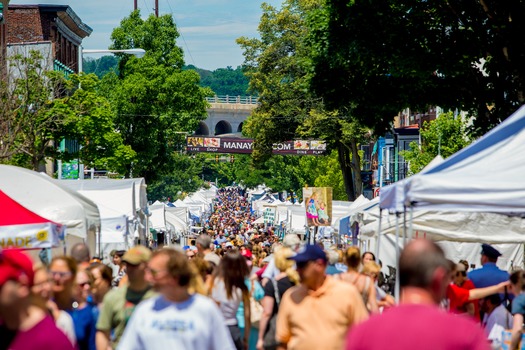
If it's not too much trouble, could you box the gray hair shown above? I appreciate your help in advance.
[196,234,212,249]
[326,249,339,265]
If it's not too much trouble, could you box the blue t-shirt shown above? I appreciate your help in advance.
[512,294,525,315]
[468,263,509,288]
[67,303,97,350]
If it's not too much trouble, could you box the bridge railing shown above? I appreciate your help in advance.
[206,95,258,105]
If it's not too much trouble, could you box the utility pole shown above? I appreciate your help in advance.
[155,0,159,17]
[134,0,137,10]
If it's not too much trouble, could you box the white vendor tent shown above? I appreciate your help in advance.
[374,105,525,297]
[0,165,100,255]
[362,235,523,277]
[149,201,167,230]
[165,207,189,235]
[360,209,525,244]
[57,178,148,260]
[382,105,525,214]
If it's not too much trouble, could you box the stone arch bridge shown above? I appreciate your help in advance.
[195,96,257,136]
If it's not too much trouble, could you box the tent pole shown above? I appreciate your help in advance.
[408,206,414,241]
[97,228,101,258]
[395,214,400,303]
[375,209,383,259]
[403,208,407,247]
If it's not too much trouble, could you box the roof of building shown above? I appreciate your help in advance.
[8,4,92,38]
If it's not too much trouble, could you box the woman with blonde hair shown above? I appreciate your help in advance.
[362,261,395,309]
[256,247,299,350]
[339,247,378,313]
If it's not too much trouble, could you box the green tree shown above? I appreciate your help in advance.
[53,73,136,175]
[237,0,368,200]
[400,112,472,175]
[147,152,204,201]
[105,10,213,183]
[308,0,525,136]
[0,50,67,170]
[82,56,120,78]
[197,66,250,96]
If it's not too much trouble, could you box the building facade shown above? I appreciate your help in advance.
[6,4,91,74]
[361,107,440,198]
[4,4,91,175]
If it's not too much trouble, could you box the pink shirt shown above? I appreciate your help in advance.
[346,304,490,350]
[8,315,74,350]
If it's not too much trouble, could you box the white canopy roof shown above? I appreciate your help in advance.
[57,178,148,219]
[360,209,525,243]
[394,105,525,213]
[165,207,189,234]
[0,165,100,239]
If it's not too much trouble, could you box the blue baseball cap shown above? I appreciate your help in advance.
[287,244,327,263]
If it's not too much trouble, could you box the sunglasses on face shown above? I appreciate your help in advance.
[295,260,311,269]
[50,271,72,279]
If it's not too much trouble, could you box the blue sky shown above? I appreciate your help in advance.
[9,0,283,70]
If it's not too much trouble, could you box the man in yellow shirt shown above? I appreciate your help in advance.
[276,244,369,350]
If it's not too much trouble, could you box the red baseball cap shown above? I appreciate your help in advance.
[241,249,253,259]
[0,249,35,287]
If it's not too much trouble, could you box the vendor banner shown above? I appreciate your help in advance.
[186,137,326,155]
[303,187,333,227]
[263,206,276,225]
[0,222,63,249]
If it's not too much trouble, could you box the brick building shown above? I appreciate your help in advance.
[5,4,91,73]
[0,1,8,71]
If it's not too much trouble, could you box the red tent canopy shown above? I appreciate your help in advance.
[0,190,55,225]
[0,190,62,249]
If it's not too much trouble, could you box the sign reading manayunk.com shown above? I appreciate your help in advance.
[186,137,326,155]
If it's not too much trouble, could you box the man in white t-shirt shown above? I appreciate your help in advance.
[117,248,234,350]
[481,294,512,349]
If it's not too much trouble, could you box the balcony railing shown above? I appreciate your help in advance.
[206,95,258,105]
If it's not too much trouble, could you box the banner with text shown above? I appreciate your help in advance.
[0,222,63,249]
[186,137,326,155]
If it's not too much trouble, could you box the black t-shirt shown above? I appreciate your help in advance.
[263,276,294,316]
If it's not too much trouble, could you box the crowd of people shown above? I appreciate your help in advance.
[1,186,525,349]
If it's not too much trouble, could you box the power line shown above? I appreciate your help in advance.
[164,0,196,67]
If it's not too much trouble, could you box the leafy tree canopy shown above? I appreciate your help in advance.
[400,111,472,175]
[237,0,369,200]
[308,0,525,136]
[82,55,120,78]
[103,10,213,183]
[0,50,67,169]
[186,65,250,96]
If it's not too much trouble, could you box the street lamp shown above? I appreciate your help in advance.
[78,48,146,73]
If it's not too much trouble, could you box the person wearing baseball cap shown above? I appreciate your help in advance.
[468,243,509,289]
[96,246,156,349]
[0,249,74,350]
[275,244,368,350]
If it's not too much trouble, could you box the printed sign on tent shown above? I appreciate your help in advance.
[0,223,62,249]
[303,187,333,227]
[263,206,276,225]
